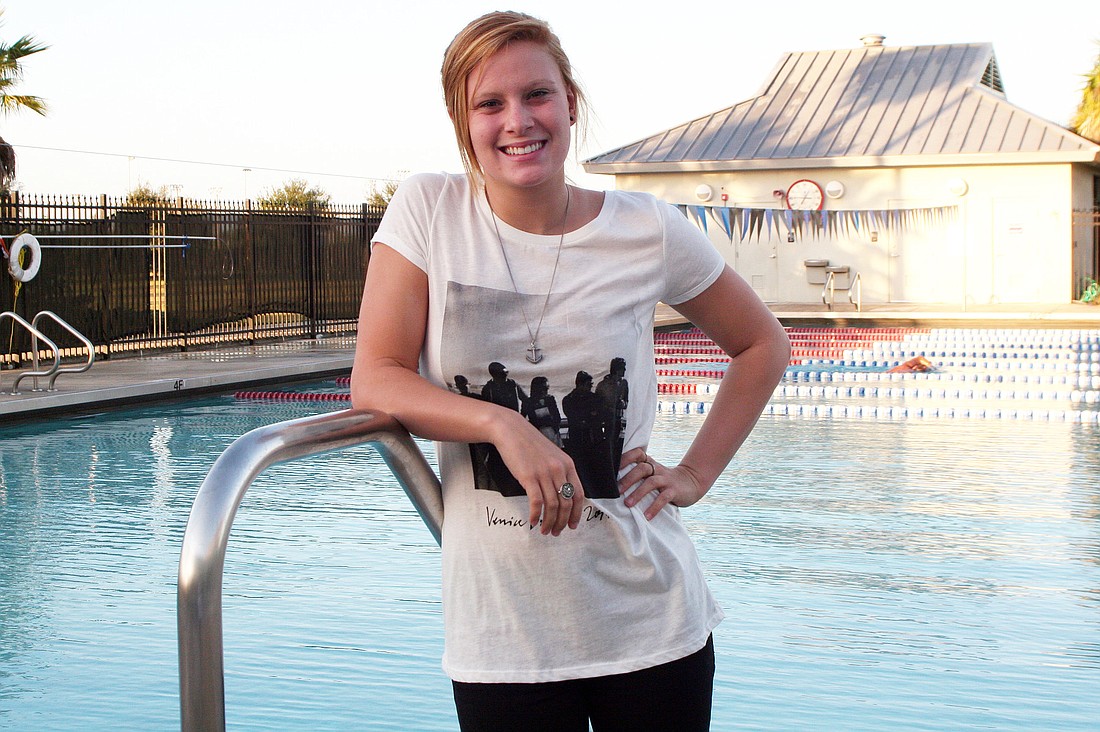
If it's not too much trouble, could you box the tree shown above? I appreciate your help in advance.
[1071,42,1100,143]
[257,178,331,209]
[0,9,49,192]
[366,179,400,211]
[124,181,173,207]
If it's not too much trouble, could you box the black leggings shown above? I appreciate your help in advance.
[451,636,715,732]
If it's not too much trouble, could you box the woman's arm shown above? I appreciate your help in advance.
[620,266,791,519]
[351,244,584,535]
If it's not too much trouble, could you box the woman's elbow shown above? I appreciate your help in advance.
[737,321,790,384]
[349,375,377,413]
[774,326,793,366]
[349,361,400,413]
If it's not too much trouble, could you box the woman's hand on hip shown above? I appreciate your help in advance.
[619,446,707,521]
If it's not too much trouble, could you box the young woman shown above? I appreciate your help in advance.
[351,11,791,731]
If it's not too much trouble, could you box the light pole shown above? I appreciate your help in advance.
[242,168,251,200]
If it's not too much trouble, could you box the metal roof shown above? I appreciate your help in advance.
[583,42,1100,173]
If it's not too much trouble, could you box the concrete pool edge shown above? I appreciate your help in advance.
[1,344,355,422]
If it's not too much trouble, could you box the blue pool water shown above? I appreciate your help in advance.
[2,385,1099,730]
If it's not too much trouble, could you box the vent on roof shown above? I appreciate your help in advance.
[860,34,885,47]
[981,56,1005,94]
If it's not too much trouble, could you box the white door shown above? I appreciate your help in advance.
[991,199,1044,303]
[736,233,779,302]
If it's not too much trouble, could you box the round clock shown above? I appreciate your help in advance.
[785,179,824,211]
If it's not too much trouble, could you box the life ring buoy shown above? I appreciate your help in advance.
[7,232,42,283]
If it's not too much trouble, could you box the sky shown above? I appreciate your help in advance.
[2,0,1098,203]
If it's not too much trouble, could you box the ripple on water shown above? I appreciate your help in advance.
[1,393,1098,729]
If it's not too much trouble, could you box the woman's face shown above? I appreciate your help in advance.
[465,40,574,196]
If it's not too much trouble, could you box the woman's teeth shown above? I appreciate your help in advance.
[503,142,544,156]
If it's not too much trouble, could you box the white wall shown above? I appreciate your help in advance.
[615,163,1078,305]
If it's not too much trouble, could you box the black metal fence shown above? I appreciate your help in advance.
[1073,209,1100,299]
[1,192,383,366]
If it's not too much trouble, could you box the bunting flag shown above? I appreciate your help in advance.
[679,204,959,242]
[689,205,708,233]
[710,206,732,240]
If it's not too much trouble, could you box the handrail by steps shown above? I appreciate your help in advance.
[1,311,60,395]
[30,310,96,391]
[821,270,861,312]
[848,272,863,312]
[822,271,838,310]
[177,409,443,732]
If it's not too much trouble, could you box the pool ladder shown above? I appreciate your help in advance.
[821,270,862,312]
[1,310,95,394]
[176,409,443,732]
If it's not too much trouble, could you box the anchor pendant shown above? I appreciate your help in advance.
[526,343,543,365]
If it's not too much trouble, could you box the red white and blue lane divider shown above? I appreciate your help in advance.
[760,403,1100,422]
[244,324,1100,421]
[236,389,1100,422]
[235,391,350,402]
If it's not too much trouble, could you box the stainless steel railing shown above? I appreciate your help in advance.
[1,311,59,395]
[177,409,443,731]
[848,272,863,312]
[820,268,861,312]
[1,310,95,394]
[821,270,838,310]
[31,310,96,390]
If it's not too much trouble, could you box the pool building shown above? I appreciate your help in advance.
[584,34,1100,308]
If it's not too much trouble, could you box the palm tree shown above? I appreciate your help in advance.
[0,9,49,191]
[1071,43,1100,143]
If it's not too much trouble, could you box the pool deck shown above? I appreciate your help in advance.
[3,302,1099,422]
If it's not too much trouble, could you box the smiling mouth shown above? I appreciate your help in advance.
[502,142,545,156]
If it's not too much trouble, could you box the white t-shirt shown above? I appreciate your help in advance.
[372,172,726,683]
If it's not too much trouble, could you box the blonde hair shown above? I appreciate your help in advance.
[441,11,587,184]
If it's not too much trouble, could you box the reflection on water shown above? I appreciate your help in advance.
[2,395,1099,730]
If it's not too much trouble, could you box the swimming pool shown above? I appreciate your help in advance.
[2,381,1099,729]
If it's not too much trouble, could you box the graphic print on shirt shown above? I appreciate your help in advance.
[442,281,627,499]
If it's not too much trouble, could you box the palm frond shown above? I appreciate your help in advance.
[1070,45,1100,142]
[0,19,49,119]
[0,94,46,116]
[0,35,50,75]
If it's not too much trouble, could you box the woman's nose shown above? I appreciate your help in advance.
[504,101,533,133]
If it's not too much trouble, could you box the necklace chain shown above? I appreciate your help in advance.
[489,187,571,365]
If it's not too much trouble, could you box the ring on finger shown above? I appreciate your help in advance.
[558,482,575,500]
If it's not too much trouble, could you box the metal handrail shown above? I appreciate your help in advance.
[821,270,861,312]
[177,409,443,732]
[821,271,837,310]
[30,310,96,390]
[848,272,863,312]
[1,311,60,395]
